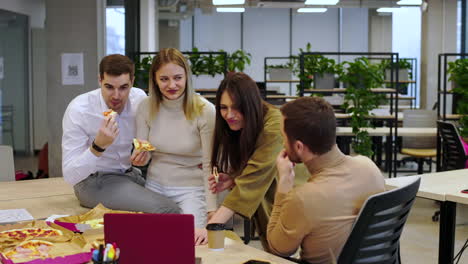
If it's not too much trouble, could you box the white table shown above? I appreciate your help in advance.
[385,169,468,264]
[196,237,295,264]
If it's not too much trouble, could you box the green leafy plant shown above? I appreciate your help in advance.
[226,49,252,72]
[134,55,153,91]
[447,58,468,137]
[296,43,343,93]
[339,57,387,157]
[189,47,226,77]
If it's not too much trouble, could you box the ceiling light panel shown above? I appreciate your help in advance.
[297,8,327,13]
[213,0,245,5]
[216,7,245,12]
[397,0,422,5]
[304,0,338,5]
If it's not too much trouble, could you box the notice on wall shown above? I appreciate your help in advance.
[0,57,4,80]
[61,53,84,85]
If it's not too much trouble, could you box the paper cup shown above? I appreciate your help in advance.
[206,223,225,251]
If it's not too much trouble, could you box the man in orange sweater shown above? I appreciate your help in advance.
[267,97,385,264]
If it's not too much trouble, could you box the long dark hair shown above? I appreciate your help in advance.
[211,72,268,174]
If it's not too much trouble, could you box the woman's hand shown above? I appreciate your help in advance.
[208,172,235,194]
[130,150,150,166]
[195,228,208,246]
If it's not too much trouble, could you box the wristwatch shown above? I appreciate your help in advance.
[92,140,106,152]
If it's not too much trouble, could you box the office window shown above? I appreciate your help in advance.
[106,1,125,55]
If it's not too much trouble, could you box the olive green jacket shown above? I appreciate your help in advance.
[222,105,309,249]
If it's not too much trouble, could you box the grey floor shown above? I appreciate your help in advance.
[13,154,468,264]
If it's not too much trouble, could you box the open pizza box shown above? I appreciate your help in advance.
[48,203,135,233]
[0,221,92,264]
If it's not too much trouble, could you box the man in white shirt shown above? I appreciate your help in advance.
[62,54,180,214]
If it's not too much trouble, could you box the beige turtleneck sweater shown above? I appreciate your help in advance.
[135,95,217,210]
[267,145,385,264]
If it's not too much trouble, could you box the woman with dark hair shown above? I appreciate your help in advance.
[200,72,308,249]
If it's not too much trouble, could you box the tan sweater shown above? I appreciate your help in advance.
[267,146,385,264]
[135,95,216,209]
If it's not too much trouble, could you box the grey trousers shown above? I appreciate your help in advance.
[73,168,181,214]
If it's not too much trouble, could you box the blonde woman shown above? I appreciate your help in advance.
[131,48,216,244]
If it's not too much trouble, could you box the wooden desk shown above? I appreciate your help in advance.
[0,178,74,200]
[385,169,468,264]
[196,237,295,264]
[0,178,87,219]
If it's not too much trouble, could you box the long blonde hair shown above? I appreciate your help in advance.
[148,48,204,120]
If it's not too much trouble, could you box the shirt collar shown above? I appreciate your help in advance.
[303,145,346,176]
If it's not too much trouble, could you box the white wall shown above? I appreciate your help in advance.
[369,11,392,53]
[141,0,157,52]
[244,8,290,82]
[393,7,421,107]
[46,0,101,177]
[292,9,340,53]
[421,0,457,110]
[0,0,45,28]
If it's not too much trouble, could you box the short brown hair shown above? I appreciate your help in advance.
[280,97,336,155]
[99,54,135,79]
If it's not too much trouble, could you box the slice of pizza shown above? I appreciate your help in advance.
[4,240,53,260]
[103,109,117,118]
[0,228,63,241]
[81,218,104,229]
[133,138,156,151]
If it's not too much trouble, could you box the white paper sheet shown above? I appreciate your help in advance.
[0,209,34,223]
[61,53,84,85]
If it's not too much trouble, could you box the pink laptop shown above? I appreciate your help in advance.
[104,213,195,264]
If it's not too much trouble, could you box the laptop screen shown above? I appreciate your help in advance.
[104,213,195,264]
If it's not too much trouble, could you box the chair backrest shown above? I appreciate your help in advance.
[337,176,421,264]
[402,109,437,148]
[437,121,467,171]
[0,145,15,181]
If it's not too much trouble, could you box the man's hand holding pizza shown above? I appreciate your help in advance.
[90,110,119,157]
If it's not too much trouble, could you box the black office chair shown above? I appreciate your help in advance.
[432,121,468,221]
[337,176,420,264]
[437,121,468,171]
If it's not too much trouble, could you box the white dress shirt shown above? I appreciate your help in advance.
[62,88,147,186]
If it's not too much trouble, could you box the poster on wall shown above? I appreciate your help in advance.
[0,57,4,80]
[61,53,84,85]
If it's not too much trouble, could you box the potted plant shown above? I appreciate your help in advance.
[226,49,252,73]
[380,59,412,94]
[267,63,294,81]
[296,43,342,92]
[339,57,386,157]
[189,47,226,77]
[447,58,468,138]
[310,56,342,89]
[134,55,153,92]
